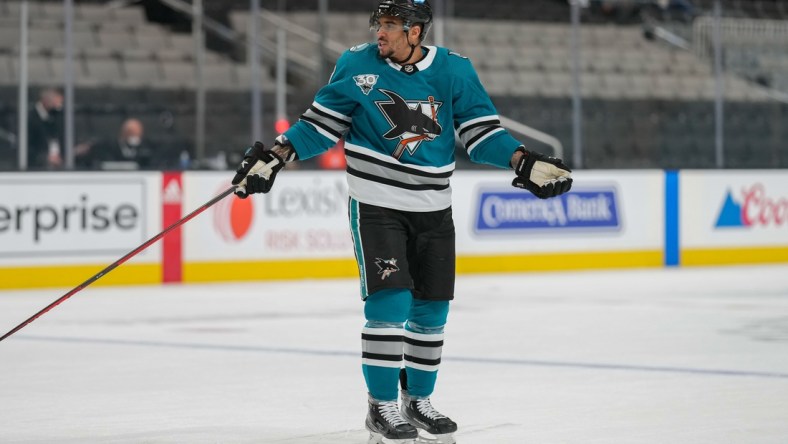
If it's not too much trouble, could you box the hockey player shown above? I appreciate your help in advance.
[231,1,572,442]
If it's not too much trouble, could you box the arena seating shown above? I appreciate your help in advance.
[0,0,785,170]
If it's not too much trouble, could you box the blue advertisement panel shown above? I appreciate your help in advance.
[474,188,621,233]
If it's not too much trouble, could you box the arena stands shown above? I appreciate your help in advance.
[0,0,785,170]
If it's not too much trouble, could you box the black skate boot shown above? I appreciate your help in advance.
[365,396,418,444]
[400,392,458,444]
[399,370,457,444]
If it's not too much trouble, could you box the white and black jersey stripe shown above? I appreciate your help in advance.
[345,142,454,212]
[298,102,351,143]
[457,115,505,156]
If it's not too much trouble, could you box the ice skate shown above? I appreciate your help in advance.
[400,391,457,444]
[365,396,418,444]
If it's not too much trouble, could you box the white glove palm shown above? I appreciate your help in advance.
[513,148,573,199]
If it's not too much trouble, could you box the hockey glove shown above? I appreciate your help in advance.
[231,141,285,198]
[512,147,573,199]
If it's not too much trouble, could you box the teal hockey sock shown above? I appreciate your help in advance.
[362,288,412,401]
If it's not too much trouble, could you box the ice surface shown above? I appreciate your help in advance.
[1,265,787,443]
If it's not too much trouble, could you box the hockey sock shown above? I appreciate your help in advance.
[404,299,449,398]
[362,288,413,401]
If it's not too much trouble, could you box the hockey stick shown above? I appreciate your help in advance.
[0,185,236,343]
[0,154,280,343]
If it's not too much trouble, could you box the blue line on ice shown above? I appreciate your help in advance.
[16,334,788,380]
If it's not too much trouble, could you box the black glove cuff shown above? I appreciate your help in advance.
[232,141,266,183]
[514,147,536,177]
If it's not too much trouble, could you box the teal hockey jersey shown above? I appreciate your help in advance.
[284,43,523,212]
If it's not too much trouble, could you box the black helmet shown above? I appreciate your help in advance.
[370,0,433,41]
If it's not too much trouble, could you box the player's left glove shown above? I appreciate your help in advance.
[231,141,285,198]
[512,147,573,199]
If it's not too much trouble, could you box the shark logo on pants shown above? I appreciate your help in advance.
[375,257,400,280]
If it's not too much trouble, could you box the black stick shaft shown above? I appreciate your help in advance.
[0,186,236,343]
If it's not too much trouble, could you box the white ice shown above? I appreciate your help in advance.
[1,265,788,444]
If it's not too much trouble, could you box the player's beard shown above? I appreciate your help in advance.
[377,40,395,59]
[378,34,409,60]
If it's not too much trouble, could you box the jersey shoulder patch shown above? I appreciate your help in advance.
[350,42,371,52]
[447,50,468,59]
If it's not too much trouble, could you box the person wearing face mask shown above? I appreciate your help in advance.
[89,118,154,170]
[27,88,65,170]
[230,1,572,443]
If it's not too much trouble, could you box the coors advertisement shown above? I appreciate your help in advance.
[682,170,788,248]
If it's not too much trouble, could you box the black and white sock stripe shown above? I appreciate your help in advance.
[362,327,404,369]
[403,329,444,372]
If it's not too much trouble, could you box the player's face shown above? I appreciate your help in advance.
[374,16,413,60]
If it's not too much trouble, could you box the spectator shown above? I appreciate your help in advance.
[27,88,64,170]
[0,126,16,171]
[88,118,155,170]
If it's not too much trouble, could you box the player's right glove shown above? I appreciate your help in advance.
[512,147,573,199]
[231,141,284,198]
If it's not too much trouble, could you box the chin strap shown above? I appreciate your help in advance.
[389,30,419,65]
[392,43,417,65]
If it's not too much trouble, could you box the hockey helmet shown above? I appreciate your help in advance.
[370,0,433,41]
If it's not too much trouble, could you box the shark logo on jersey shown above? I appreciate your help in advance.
[375,257,400,280]
[374,89,443,160]
[354,74,379,95]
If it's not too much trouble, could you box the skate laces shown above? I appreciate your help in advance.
[415,398,447,420]
[379,400,409,426]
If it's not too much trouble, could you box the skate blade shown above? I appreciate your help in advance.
[367,431,417,444]
[415,431,456,444]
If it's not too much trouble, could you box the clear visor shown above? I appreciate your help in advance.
[370,19,407,33]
